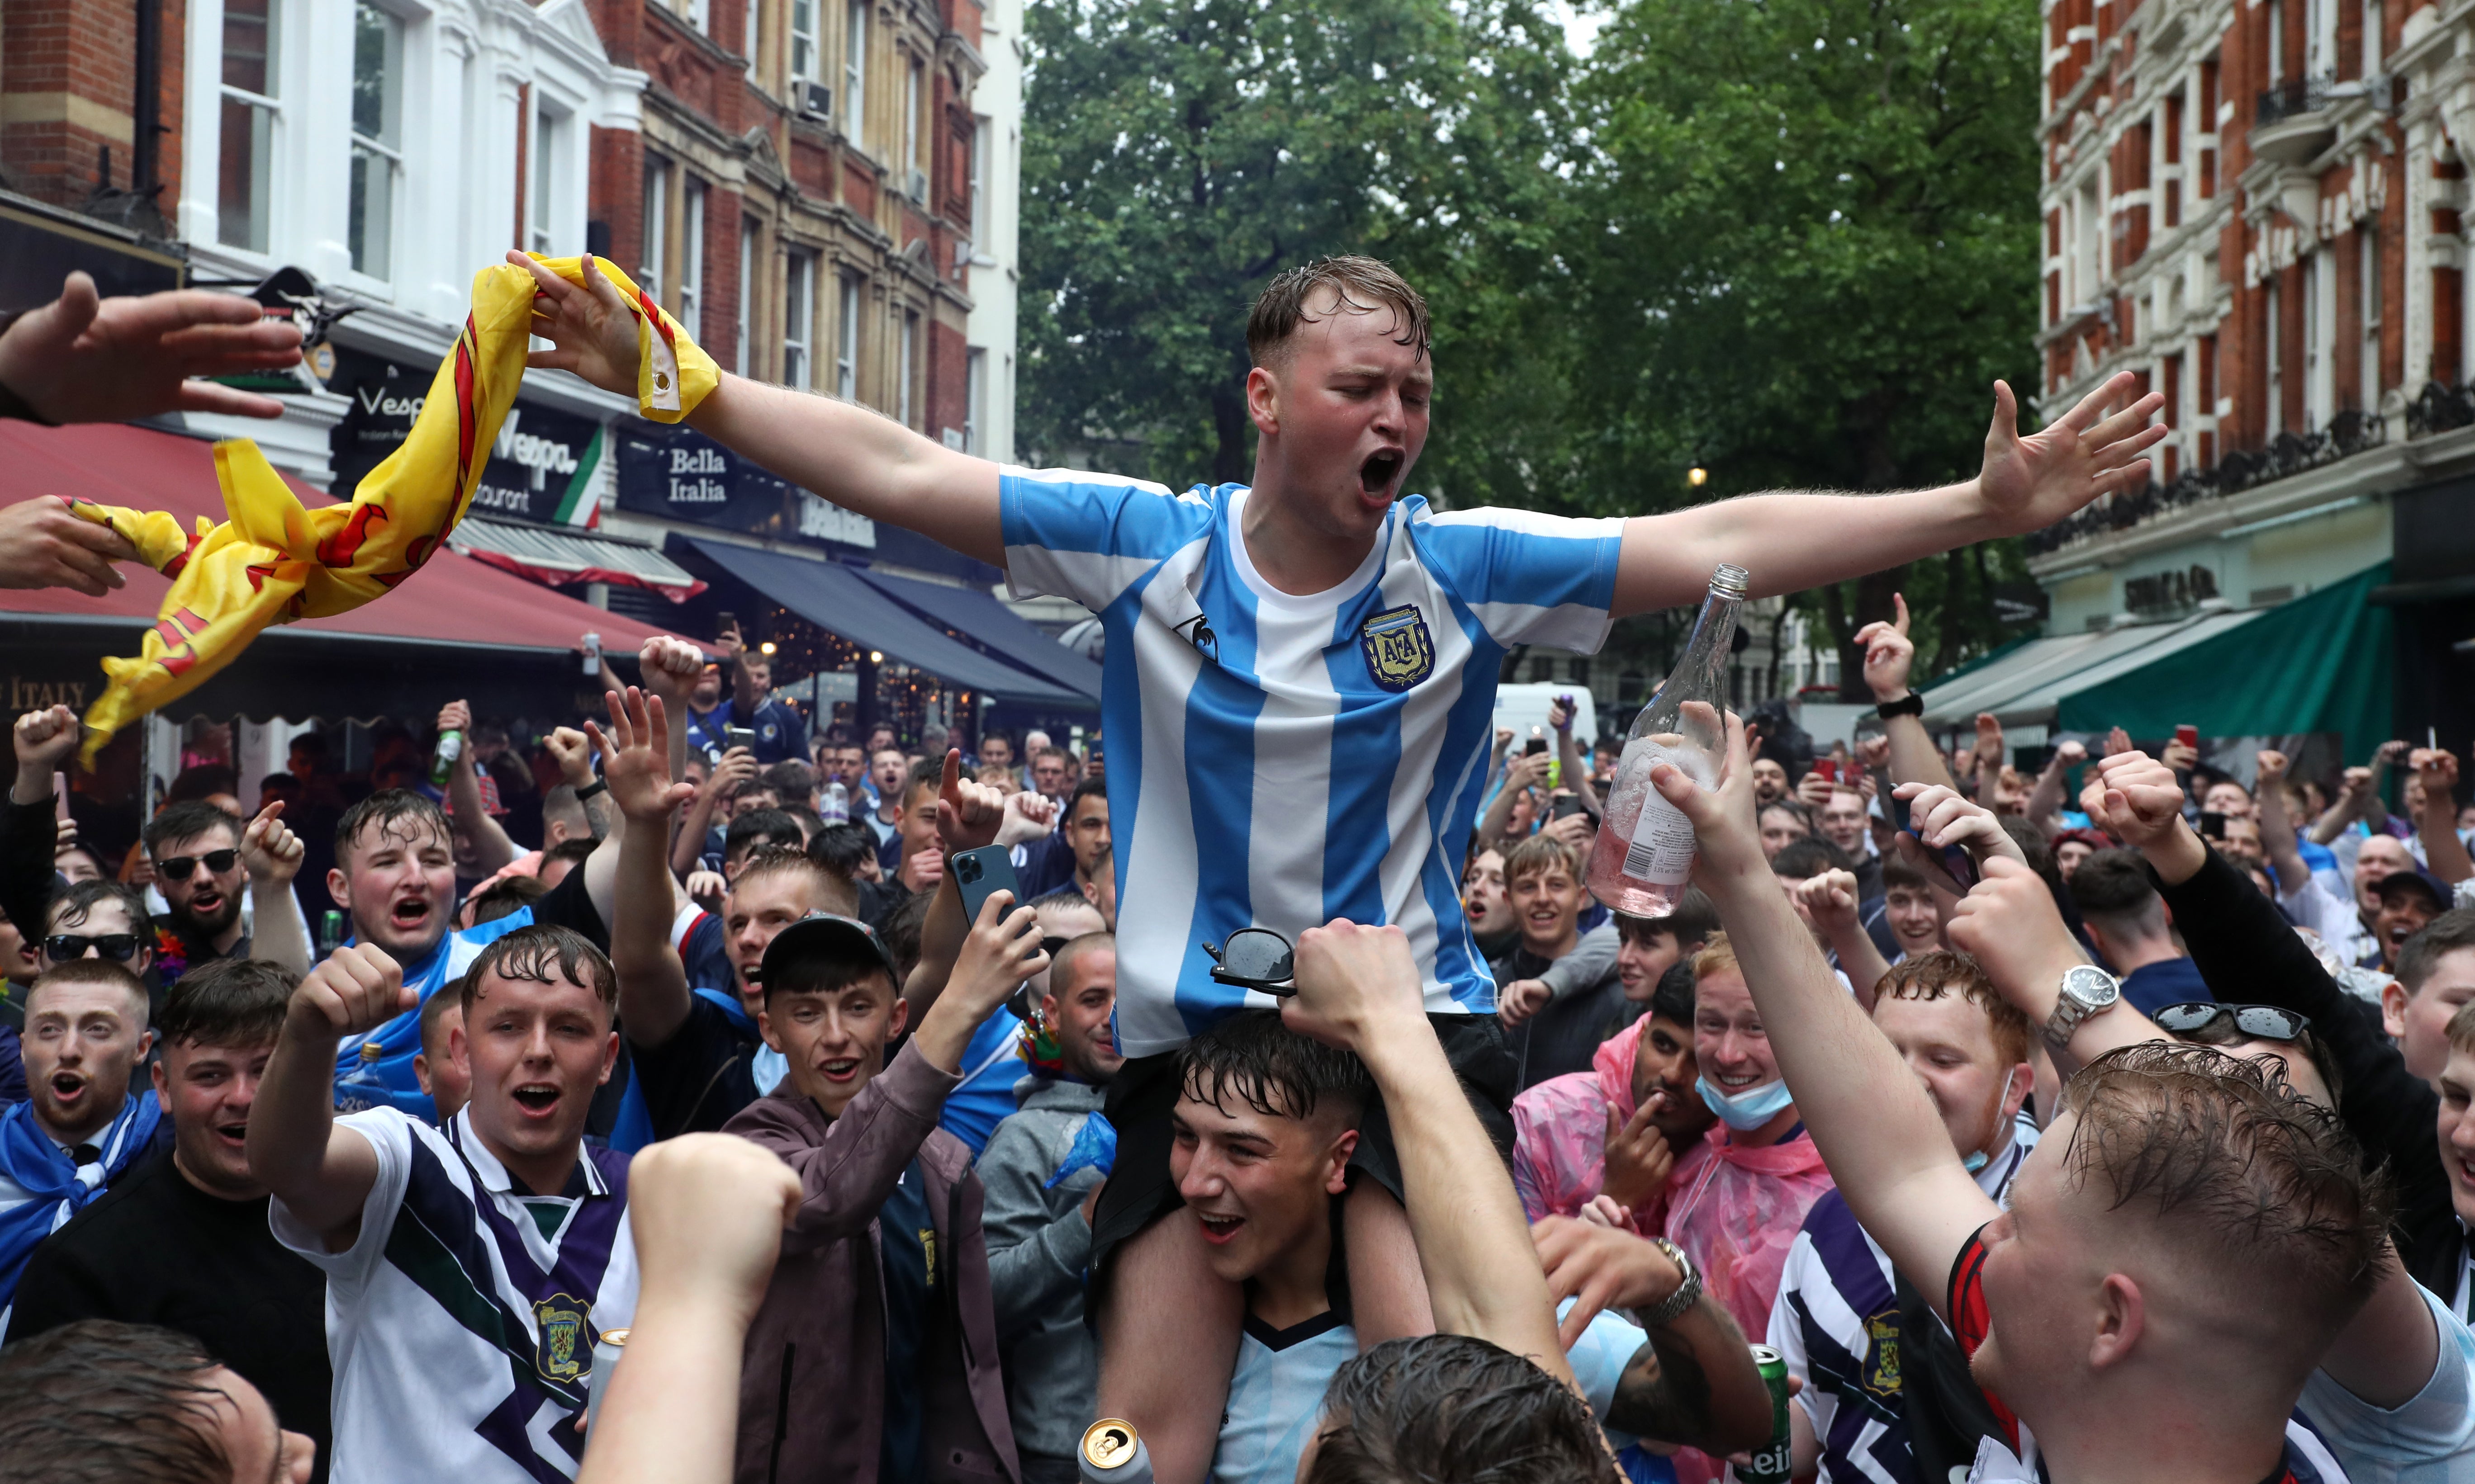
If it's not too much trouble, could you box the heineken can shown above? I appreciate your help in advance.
[1079,1418,1152,1483]
[1731,1344,1793,1484]
[583,1327,630,1434]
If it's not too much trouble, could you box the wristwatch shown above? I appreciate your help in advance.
[574,778,608,801]
[1875,691,1925,719]
[1639,1236,1702,1328]
[2044,964,2122,1048]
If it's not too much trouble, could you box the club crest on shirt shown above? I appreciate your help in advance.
[535,1294,592,1383]
[1358,605,1434,692]
[1863,1309,1901,1396]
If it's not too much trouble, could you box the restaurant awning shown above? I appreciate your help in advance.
[844,565,1105,701]
[0,421,710,720]
[449,516,706,603]
[681,538,1091,708]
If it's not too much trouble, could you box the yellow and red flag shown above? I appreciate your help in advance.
[67,255,715,766]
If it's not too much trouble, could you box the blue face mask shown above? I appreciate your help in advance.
[1694,1074,1794,1130]
[1963,1149,1990,1173]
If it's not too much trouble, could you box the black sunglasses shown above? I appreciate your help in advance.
[1204,927,1295,996]
[45,933,141,963]
[156,849,239,881]
[2153,1002,2312,1042]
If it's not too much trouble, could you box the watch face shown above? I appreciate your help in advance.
[2062,964,2120,1008]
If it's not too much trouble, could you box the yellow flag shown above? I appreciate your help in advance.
[69,255,718,766]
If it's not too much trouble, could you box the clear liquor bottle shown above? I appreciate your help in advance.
[1585,563,1748,914]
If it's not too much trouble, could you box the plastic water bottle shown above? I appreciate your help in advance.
[822,781,849,824]
[1585,563,1747,915]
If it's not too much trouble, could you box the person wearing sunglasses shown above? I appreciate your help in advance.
[142,802,249,973]
[41,880,155,988]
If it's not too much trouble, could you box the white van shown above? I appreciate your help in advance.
[1492,683,1602,751]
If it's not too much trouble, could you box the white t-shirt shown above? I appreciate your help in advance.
[271,1108,637,1484]
[1002,472,1626,1056]
[2296,1283,2475,1484]
[1209,1299,1647,1484]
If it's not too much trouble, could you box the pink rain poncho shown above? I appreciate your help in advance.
[1662,1113,1835,1484]
[1510,1017,1710,1238]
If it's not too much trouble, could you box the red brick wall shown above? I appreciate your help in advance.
[2,0,152,206]
[927,314,967,440]
[591,123,645,274]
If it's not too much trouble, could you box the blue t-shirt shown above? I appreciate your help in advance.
[686,695,810,766]
[938,1010,1026,1157]
[2119,955,2213,1016]
[1001,473,1624,1056]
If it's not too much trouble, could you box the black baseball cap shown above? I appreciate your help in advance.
[756,912,901,994]
[2375,871,2449,913]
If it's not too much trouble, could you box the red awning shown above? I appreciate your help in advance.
[0,420,705,655]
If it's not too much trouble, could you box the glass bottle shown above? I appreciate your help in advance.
[1585,563,1748,914]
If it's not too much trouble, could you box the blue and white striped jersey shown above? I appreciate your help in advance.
[1002,472,1626,1058]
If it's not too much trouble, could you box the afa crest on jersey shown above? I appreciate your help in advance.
[1359,605,1435,693]
[535,1294,591,1383]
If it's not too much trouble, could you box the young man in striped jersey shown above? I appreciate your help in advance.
[519,246,2167,1481]
[248,925,634,1484]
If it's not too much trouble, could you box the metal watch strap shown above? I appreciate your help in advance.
[1640,1236,1702,1327]
[2042,994,2086,1048]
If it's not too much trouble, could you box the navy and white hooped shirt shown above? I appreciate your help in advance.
[1001,472,1625,1058]
[272,1107,636,1484]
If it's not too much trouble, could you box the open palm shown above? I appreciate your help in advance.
[508,251,641,398]
[1977,371,2168,534]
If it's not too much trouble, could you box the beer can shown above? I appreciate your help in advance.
[581,632,602,676]
[1079,1418,1152,1483]
[583,1327,630,1434]
[1731,1344,1794,1484]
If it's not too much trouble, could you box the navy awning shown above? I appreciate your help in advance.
[845,565,1105,701]
[682,538,1089,707]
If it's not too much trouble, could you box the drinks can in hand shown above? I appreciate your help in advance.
[1731,1344,1794,1484]
[1079,1418,1152,1483]
[584,1327,629,1435]
[581,632,602,676]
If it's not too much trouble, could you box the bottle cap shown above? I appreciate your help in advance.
[358,1042,384,1063]
[1710,563,1750,598]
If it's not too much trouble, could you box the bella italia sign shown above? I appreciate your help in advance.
[616,421,875,550]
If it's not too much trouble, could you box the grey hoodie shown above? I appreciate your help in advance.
[975,1074,1108,1472]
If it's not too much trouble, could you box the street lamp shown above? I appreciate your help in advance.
[1687,466,1709,488]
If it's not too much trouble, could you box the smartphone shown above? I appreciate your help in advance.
[1905,822,1980,891]
[1551,793,1587,821]
[1814,758,1840,784]
[952,845,1025,931]
[2174,724,2199,751]
[717,610,736,636]
[2197,810,2228,841]
[725,725,759,752]
[1524,734,1549,757]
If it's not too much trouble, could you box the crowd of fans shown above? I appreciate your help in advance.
[1,258,2470,1484]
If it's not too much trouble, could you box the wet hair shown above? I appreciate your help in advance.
[1500,833,1579,889]
[1769,837,1853,880]
[2067,850,2167,937]
[1247,256,1432,371]
[29,957,152,1019]
[156,957,294,1049]
[467,874,550,925]
[1875,951,2033,1070]
[47,878,151,936]
[761,759,817,803]
[1178,1009,1370,1127]
[142,800,242,858]
[460,923,616,1015]
[2058,1042,2391,1343]
[1649,959,1698,1026]
[732,846,858,919]
[725,808,804,863]
[806,821,878,878]
[2395,908,2475,996]
[0,1319,239,1481]
[334,788,450,866]
[1612,889,1717,951]
[1303,1333,1607,1484]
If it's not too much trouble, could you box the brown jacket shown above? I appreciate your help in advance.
[724,1042,1019,1484]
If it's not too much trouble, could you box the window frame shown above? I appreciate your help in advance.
[679,176,708,339]
[216,0,284,255]
[346,0,406,283]
[844,0,868,145]
[836,272,861,400]
[784,248,817,391]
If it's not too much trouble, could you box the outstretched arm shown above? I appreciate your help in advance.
[1285,921,1577,1386]
[1654,707,1994,1321]
[515,252,1001,565]
[590,688,700,1049]
[2409,747,2475,885]
[1613,376,2163,615]
[2252,750,2316,894]
[438,699,521,874]
[0,271,303,424]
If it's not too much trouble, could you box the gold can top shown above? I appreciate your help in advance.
[1081,1418,1140,1470]
[598,1328,630,1347]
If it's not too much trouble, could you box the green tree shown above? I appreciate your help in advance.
[1016,0,1577,497]
[1562,0,2047,690]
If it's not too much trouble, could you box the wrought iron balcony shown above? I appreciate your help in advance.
[2024,411,2389,555]
[2256,77,2331,126]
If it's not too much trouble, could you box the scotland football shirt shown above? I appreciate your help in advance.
[1002,473,1624,1057]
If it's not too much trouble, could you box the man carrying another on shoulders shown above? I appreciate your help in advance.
[9,958,332,1479]
[247,926,637,1484]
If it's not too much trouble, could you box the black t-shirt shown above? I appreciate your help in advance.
[631,994,762,1139]
[7,1150,333,1483]
[878,1158,934,1484]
